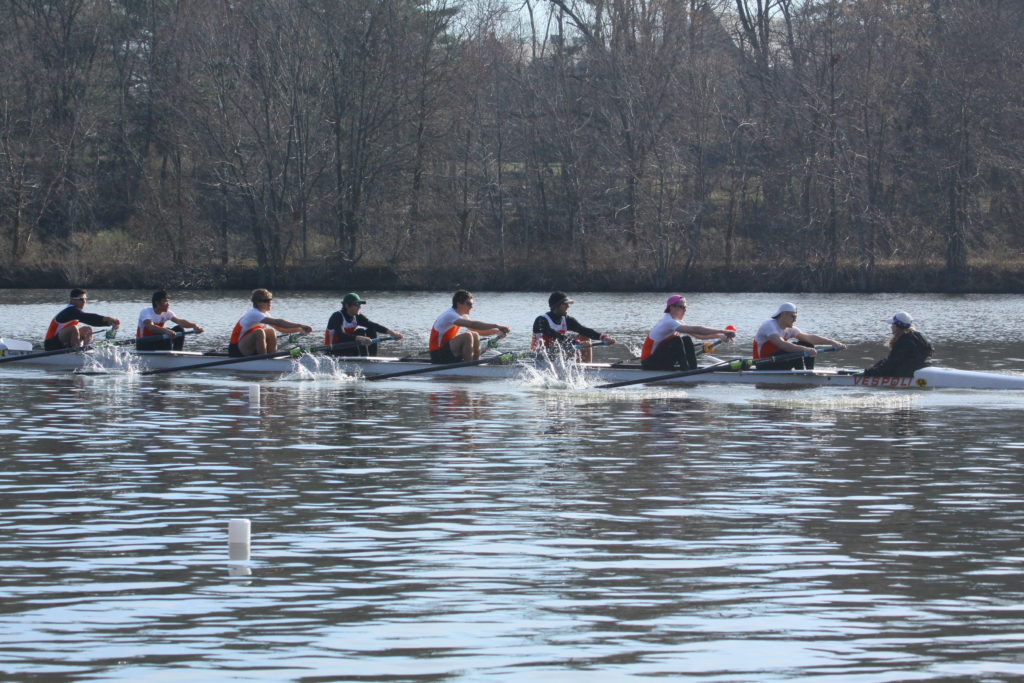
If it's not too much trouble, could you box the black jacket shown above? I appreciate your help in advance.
[863,330,933,377]
[326,311,390,344]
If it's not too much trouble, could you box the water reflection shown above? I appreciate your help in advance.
[3,358,1024,679]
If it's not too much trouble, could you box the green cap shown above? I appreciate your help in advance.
[342,293,366,305]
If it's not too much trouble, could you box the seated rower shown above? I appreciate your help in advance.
[753,302,846,370]
[228,288,312,357]
[136,290,204,351]
[532,291,614,362]
[325,292,404,356]
[641,295,734,371]
[861,311,932,377]
[44,288,121,351]
[429,290,510,364]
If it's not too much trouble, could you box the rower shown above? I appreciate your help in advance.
[753,302,846,370]
[325,292,404,357]
[532,291,614,362]
[228,289,312,357]
[640,295,734,371]
[136,290,204,351]
[44,288,121,351]
[861,311,932,377]
[429,290,510,364]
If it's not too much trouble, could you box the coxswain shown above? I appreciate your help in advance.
[640,295,734,371]
[325,292,404,356]
[44,288,121,351]
[228,289,312,357]
[752,302,846,370]
[429,290,510,364]
[136,290,204,351]
[532,291,614,362]
[861,311,933,377]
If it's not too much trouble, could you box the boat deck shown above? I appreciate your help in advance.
[3,347,1024,390]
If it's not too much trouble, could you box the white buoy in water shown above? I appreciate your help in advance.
[229,518,251,545]
[229,517,251,562]
[248,384,260,406]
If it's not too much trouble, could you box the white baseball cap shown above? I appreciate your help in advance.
[889,311,914,328]
[772,302,798,318]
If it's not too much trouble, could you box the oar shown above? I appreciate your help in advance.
[598,345,840,389]
[697,331,734,357]
[140,335,393,376]
[0,328,192,364]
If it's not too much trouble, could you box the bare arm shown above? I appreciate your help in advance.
[795,332,846,350]
[766,333,814,355]
[456,319,511,336]
[262,317,313,335]
[143,321,178,337]
[677,324,734,342]
[170,316,203,333]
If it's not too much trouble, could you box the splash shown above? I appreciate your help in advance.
[278,354,360,382]
[76,344,141,375]
[515,351,595,390]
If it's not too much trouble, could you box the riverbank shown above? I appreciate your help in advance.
[2,259,1023,294]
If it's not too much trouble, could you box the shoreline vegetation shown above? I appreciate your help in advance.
[1,2,1022,294]
[3,259,1023,294]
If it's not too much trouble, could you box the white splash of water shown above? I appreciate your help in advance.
[515,350,595,390]
[78,344,141,375]
[280,354,360,381]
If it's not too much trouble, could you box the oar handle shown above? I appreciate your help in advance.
[699,326,735,355]
[573,338,611,349]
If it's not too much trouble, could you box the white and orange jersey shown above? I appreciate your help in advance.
[752,318,802,359]
[45,305,80,342]
[230,308,268,345]
[531,313,568,350]
[325,310,360,345]
[136,307,176,338]
[640,313,684,361]
[429,307,464,352]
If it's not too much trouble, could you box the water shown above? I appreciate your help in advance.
[2,290,1024,680]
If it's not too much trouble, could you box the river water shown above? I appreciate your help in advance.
[2,289,1024,681]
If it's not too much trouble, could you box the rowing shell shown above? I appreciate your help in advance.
[2,346,1024,390]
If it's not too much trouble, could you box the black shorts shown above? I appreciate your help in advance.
[641,335,696,371]
[43,337,66,351]
[753,340,814,370]
[136,326,185,352]
[429,345,459,364]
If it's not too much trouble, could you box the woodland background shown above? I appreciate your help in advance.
[1,0,1023,292]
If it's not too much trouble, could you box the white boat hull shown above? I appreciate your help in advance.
[3,346,1024,390]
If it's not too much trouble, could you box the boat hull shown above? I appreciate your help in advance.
[3,347,1024,390]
